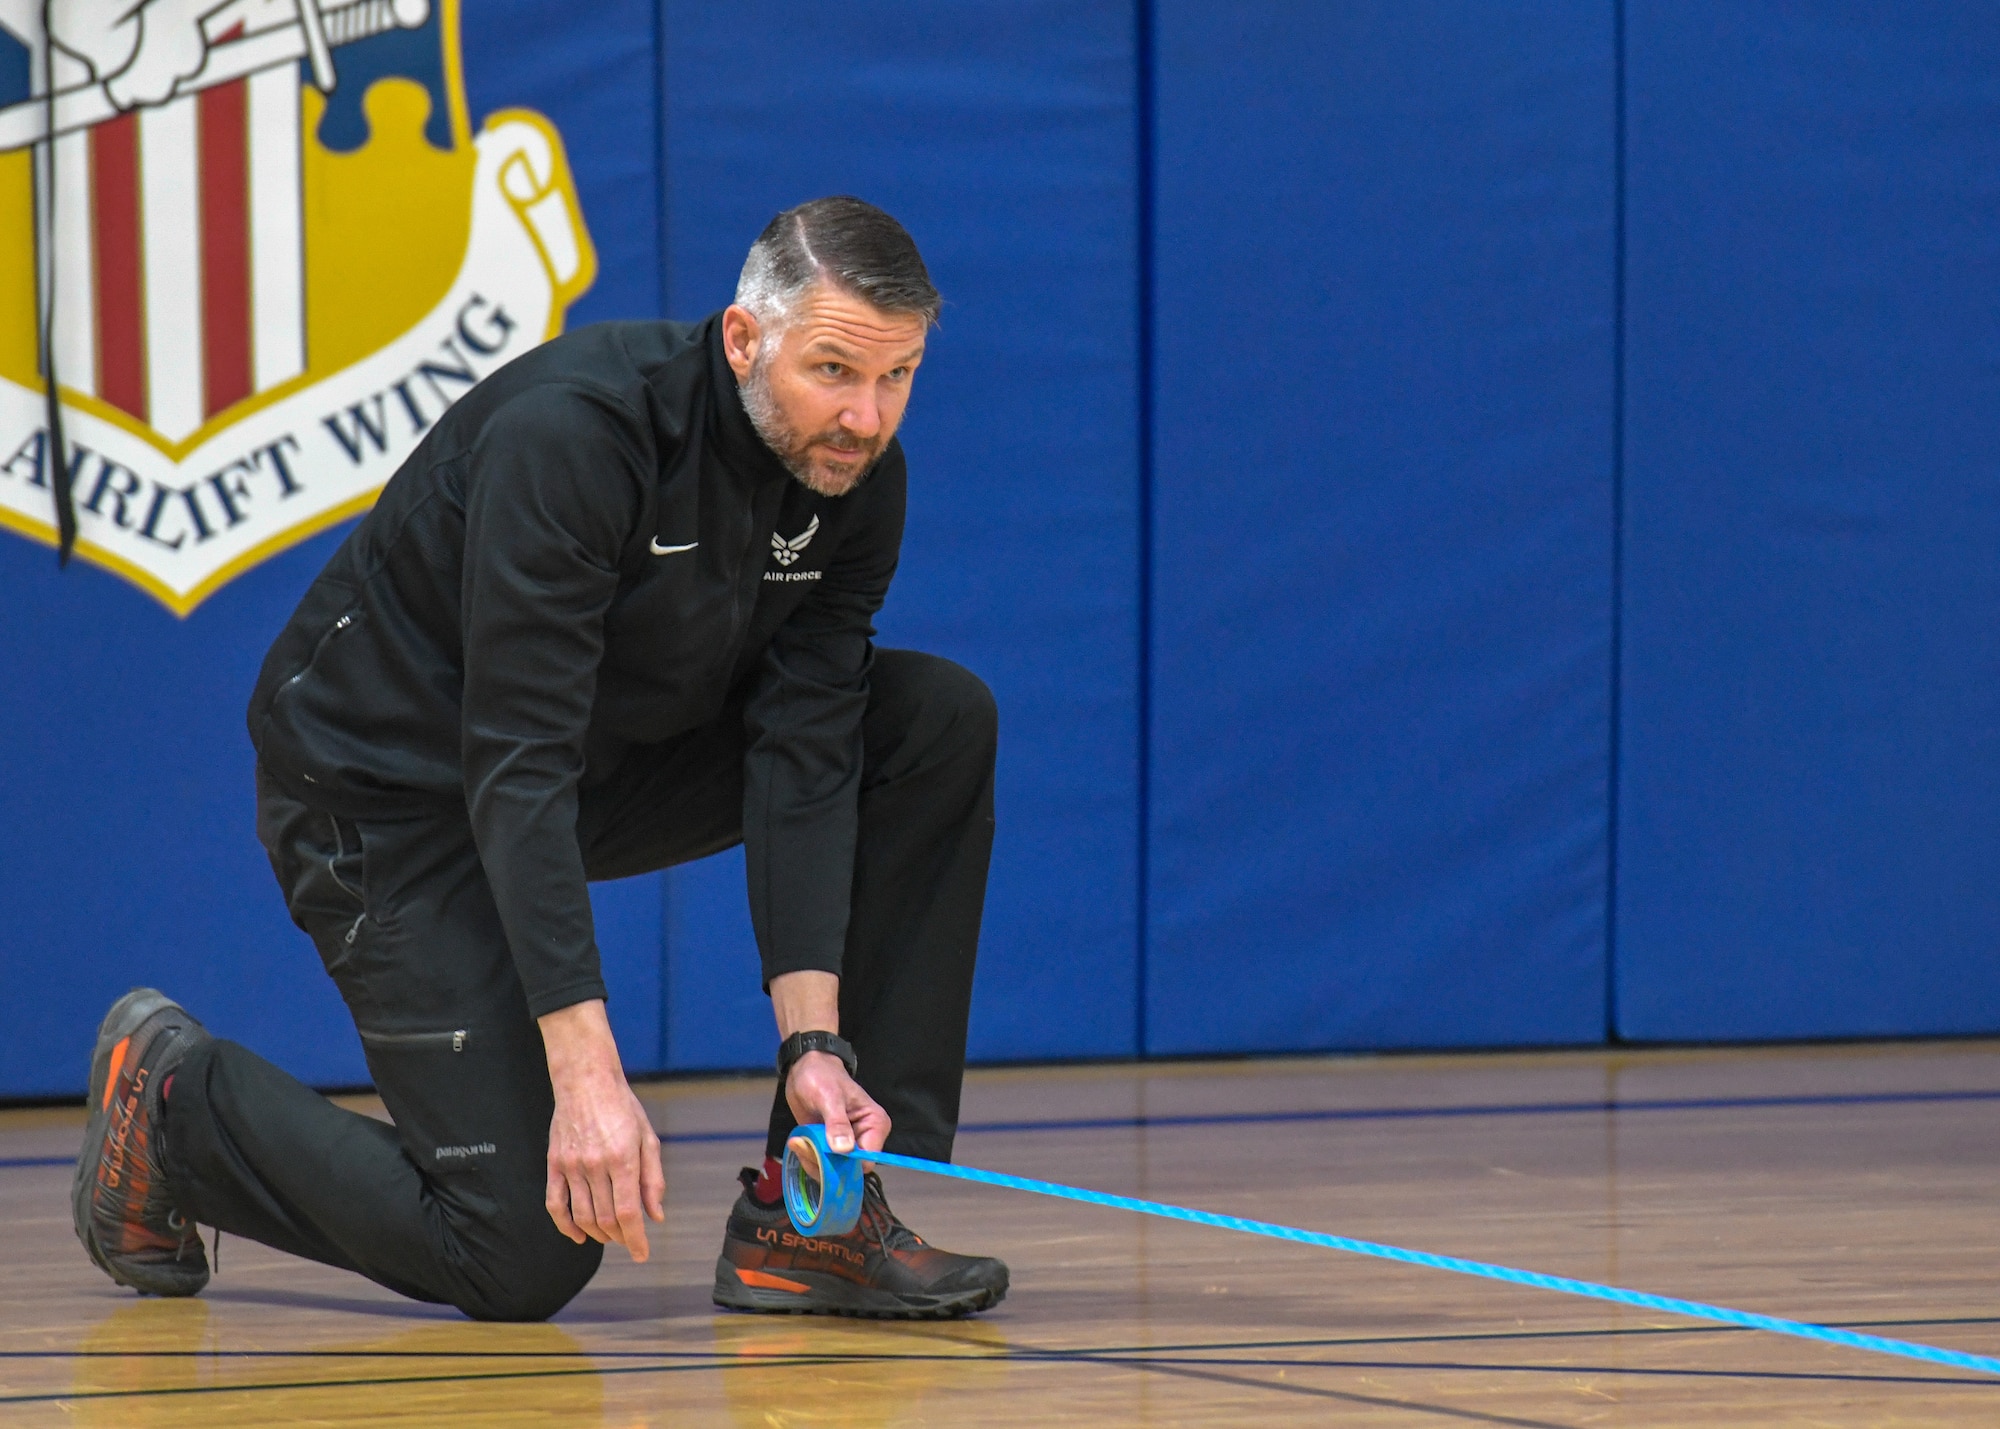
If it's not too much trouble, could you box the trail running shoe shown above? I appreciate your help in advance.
[713,1165,1009,1319]
[72,988,212,1297]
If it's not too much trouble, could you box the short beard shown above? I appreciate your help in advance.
[738,349,885,497]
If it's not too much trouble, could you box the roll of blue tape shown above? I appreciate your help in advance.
[782,1124,865,1236]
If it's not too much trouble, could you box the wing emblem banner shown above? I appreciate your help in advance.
[0,0,596,613]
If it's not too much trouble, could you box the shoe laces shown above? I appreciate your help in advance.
[152,1037,201,1263]
[164,1209,203,1262]
[858,1172,924,1254]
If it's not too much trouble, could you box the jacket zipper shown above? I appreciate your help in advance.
[274,610,360,788]
[283,611,357,696]
[326,816,363,899]
[358,1028,469,1052]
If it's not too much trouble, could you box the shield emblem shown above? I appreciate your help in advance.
[0,0,595,613]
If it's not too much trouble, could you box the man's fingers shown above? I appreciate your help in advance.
[844,1080,891,1153]
[584,1166,622,1246]
[546,1162,586,1244]
[641,1133,667,1223]
[822,1104,856,1155]
[854,1102,891,1154]
[611,1156,650,1262]
[567,1170,610,1244]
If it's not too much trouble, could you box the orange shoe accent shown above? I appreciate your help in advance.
[101,1038,131,1113]
[736,1267,810,1294]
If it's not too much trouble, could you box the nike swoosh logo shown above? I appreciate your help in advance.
[650,539,698,556]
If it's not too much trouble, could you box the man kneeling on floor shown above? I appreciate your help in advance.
[71,196,1008,1322]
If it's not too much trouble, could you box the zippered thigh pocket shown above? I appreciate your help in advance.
[359,1027,471,1054]
[355,1026,514,1178]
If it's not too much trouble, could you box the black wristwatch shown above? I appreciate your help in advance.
[777,1030,858,1081]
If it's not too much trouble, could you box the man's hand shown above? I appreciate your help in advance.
[539,999,665,1261]
[51,0,233,111]
[786,1050,891,1156]
[771,970,889,1155]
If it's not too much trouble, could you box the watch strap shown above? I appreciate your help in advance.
[777,1030,858,1080]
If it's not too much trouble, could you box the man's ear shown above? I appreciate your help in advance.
[721,305,762,382]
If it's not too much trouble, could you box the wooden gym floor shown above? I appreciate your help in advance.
[3,1041,1998,1425]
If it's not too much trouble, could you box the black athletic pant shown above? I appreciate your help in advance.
[161,650,996,1321]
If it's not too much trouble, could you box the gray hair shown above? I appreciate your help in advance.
[734,196,942,333]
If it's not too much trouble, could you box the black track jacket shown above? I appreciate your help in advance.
[248,315,905,1018]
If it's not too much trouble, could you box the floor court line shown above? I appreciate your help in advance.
[947,1086,2000,1137]
[7,1084,1999,1173]
[10,1344,1984,1409]
[14,1312,2000,1361]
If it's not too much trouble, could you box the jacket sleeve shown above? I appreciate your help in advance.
[458,383,648,1018]
[742,450,908,986]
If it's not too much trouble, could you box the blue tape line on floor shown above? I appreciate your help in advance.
[782,1126,2000,1380]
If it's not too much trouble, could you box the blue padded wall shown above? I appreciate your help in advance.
[1614,3,2000,1039]
[662,850,769,1072]
[0,0,668,1096]
[658,0,1143,1065]
[0,537,365,1096]
[462,0,660,331]
[1145,2,1618,1054]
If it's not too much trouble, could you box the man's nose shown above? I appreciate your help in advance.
[841,392,882,437]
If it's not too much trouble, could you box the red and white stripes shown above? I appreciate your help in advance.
[48,43,304,442]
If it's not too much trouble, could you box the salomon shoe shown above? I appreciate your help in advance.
[713,1166,1008,1319]
[72,988,212,1297]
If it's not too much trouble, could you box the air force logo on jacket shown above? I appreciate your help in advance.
[766,515,820,580]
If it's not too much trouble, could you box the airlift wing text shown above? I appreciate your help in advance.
[0,292,530,612]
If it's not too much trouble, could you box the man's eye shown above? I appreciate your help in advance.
[820,362,845,377]
[887,367,909,382]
